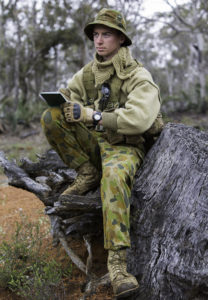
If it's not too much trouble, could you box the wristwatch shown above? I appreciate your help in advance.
[93,111,102,126]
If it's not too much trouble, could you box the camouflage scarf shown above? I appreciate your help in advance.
[92,47,135,87]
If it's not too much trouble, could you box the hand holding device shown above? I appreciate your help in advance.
[39,88,71,107]
[62,102,94,123]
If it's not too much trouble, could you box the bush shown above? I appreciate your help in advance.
[0,217,72,300]
[0,96,47,131]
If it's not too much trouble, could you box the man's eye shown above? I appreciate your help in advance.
[93,33,98,38]
[103,32,111,37]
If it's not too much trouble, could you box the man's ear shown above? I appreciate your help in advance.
[120,33,126,45]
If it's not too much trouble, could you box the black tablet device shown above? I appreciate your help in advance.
[39,92,69,107]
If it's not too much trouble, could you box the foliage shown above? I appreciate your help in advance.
[0,0,207,128]
[1,142,42,163]
[154,0,208,112]
[0,216,72,300]
[162,92,192,114]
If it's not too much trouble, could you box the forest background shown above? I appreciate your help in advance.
[0,0,208,132]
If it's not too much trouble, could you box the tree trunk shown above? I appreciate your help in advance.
[13,19,21,112]
[53,45,58,90]
[165,67,173,96]
[0,123,207,299]
[129,123,208,299]
[196,33,206,108]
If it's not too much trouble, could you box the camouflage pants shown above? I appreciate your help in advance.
[41,107,144,250]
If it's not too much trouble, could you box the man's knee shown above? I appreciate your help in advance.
[103,164,128,182]
[41,107,63,130]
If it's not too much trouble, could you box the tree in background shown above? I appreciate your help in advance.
[0,0,207,130]
[153,0,208,112]
[0,0,107,127]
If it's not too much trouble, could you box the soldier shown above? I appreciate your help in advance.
[41,8,161,299]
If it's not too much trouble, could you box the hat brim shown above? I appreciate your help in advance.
[84,21,132,47]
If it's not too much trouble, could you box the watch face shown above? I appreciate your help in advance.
[94,114,101,121]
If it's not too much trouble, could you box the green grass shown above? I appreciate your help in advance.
[1,141,48,163]
[0,167,4,175]
[0,216,72,300]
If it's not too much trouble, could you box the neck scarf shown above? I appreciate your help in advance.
[92,47,135,87]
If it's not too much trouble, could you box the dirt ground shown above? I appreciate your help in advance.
[0,178,113,300]
[0,121,114,299]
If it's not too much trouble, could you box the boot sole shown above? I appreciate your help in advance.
[115,285,139,299]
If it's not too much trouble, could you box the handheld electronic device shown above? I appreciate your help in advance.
[39,92,69,107]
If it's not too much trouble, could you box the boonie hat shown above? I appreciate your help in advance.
[84,8,132,46]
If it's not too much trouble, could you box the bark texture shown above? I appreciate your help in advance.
[0,123,207,299]
[129,123,208,300]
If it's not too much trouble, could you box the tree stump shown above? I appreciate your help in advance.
[0,122,207,299]
[129,123,208,299]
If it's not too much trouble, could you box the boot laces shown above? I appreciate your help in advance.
[72,172,97,186]
[111,264,127,281]
[110,251,128,281]
[73,174,85,185]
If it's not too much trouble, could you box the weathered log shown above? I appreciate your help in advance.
[0,152,51,198]
[129,123,208,299]
[0,122,208,299]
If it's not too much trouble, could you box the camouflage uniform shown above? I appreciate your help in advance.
[41,8,161,252]
[41,8,162,298]
[41,106,144,249]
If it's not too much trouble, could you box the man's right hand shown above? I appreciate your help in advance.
[62,102,94,123]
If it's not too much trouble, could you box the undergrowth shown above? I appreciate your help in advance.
[0,216,72,300]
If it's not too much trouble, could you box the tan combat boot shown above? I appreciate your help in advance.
[108,249,139,299]
[61,161,101,196]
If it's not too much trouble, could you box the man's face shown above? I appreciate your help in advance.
[93,25,125,61]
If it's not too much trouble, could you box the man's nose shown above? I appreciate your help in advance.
[96,34,103,43]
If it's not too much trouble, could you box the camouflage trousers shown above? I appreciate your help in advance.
[41,107,144,250]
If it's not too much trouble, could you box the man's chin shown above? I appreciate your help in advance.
[97,50,106,55]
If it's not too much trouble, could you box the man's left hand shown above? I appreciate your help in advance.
[62,102,93,123]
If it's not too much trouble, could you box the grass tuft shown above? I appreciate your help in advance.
[0,216,72,300]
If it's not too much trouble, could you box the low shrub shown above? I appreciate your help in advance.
[0,216,72,300]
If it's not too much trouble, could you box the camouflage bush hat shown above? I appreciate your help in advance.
[84,8,132,46]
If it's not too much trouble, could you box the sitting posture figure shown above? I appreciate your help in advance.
[41,8,161,299]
